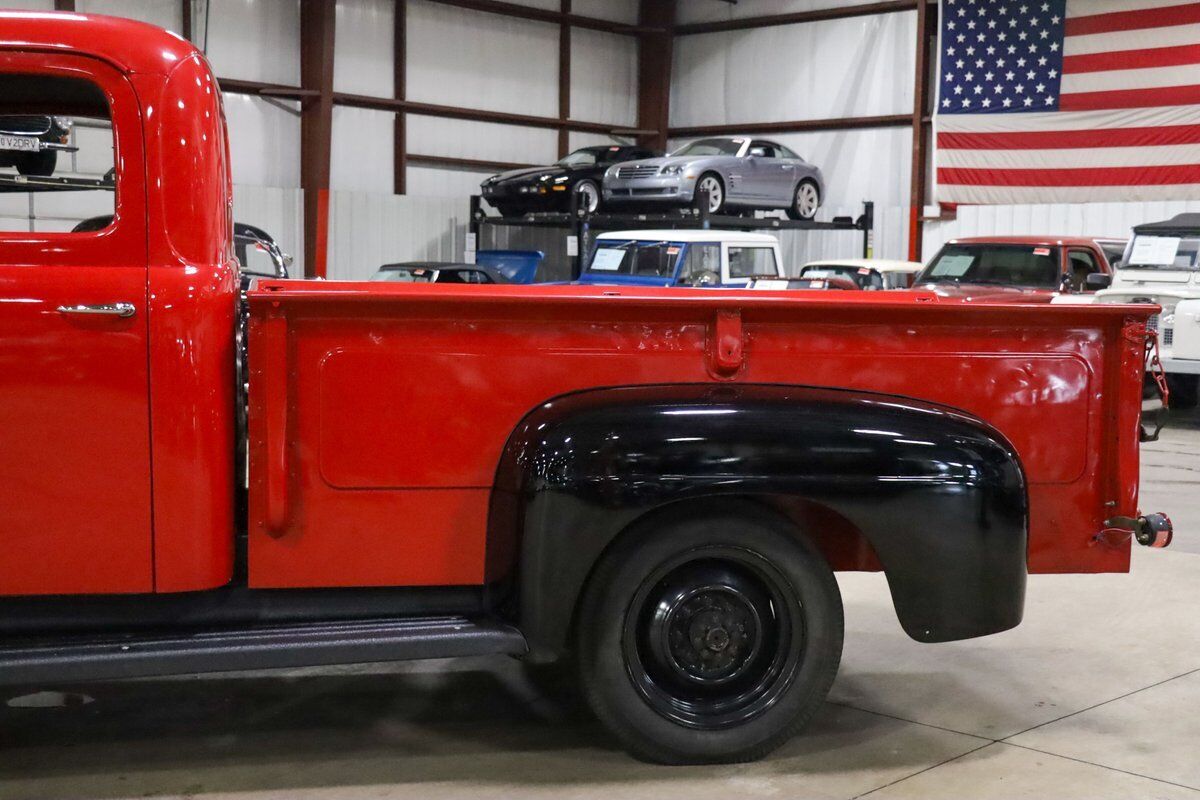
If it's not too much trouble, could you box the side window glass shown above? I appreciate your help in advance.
[1069,249,1099,292]
[676,243,720,286]
[0,74,115,234]
[728,246,779,279]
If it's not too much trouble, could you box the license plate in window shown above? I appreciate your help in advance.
[0,135,40,153]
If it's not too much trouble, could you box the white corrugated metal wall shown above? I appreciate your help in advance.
[668,4,917,261]
[922,201,1200,258]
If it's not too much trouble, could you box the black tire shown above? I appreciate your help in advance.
[522,660,589,716]
[692,172,726,215]
[576,504,843,764]
[574,179,601,214]
[786,179,820,221]
[15,150,56,177]
[1167,374,1199,409]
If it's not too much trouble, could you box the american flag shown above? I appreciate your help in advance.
[935,0,1200,204]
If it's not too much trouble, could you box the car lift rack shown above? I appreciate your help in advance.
[0,172,114,193]
[469,191,875,280]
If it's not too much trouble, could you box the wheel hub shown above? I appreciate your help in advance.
[665,591,759,683]
[623,552,804,729]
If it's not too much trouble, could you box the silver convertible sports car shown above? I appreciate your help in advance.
[601,136,825,220]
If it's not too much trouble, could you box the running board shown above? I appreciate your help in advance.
[0,616,527,686]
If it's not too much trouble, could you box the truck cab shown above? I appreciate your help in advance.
[915,236,1118,301]
[0,12,1171,767]
[579,229,785,287]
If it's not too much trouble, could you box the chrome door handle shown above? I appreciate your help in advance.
[56,302,136,318]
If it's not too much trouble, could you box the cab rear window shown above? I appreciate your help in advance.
[0,74,114,234]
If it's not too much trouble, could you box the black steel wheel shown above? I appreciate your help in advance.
[577,504,843,764]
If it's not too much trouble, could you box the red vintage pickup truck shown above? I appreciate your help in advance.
[0,14,1172,765]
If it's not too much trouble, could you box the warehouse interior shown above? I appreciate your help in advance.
[1,1,1199,798]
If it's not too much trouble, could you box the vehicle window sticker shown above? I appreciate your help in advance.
[591,248,625,271]
[1129,236,1181,266]
[934,254,974,277]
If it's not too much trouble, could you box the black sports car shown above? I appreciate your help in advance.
[0,115,76,177]
[481,145,660,218]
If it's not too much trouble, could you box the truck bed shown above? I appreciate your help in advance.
[245,282,1152,590]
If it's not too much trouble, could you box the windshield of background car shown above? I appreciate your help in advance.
[728,246,780,279]
[372,268,435,282]
[0,74,114,233]
[556,149,598,167]
[917,244,1060,288]
[672,138,743,157]
[588,241,681,278]
[1122,235,1200,270]
[800,265,884,290]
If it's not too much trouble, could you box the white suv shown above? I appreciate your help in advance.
[1093,213,1200,407]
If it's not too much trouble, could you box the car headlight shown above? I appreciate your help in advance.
[660,165,684,176]
[553,176,569,183]
[1163,313,1176,327]
[52,116,73,130]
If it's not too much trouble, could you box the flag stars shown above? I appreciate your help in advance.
[938,0,1064,115]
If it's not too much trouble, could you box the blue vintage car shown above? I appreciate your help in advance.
[578,230,786,288]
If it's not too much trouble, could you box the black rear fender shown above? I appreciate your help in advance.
[489,384,1027,659]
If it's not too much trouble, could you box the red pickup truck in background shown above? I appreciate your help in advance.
[915,236,1123,300]
[0,13,1171,765]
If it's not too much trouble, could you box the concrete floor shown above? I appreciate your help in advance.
[2,413,1199,800]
